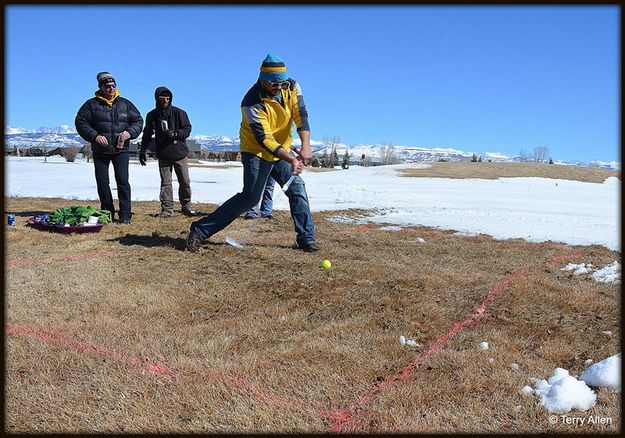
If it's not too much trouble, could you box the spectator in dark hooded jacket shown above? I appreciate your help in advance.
[139,86,196,217]
[75,71,143,224]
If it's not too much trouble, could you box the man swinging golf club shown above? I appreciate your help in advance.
[186,53,318,252]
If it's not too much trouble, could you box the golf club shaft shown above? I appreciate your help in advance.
[282,147,304,193]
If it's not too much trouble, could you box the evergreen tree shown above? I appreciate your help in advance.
[320,149,329,167]
[471,153,478,162]
[341,150,350,169]
[330,145,339,167]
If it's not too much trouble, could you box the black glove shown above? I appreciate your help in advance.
[139,151,147,166]
[164,130,177,140]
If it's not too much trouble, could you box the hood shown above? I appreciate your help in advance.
[154,86,173,107]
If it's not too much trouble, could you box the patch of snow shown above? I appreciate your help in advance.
[5,158,620,251]
[454,231,479,237]
[399,335,420,347]
[521,385,534,394]
[591,261,621,284]
[562,263,593,275]
[530,368,597,413]
[379,225,403,231]
[579,353,621,390]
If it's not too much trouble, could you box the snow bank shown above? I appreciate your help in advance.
[580,353,621,390]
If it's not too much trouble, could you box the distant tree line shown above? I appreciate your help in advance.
[311,135,341,168]
[519,146,552,163]
[467,146,554,164]
[196,150,240,161]
[471,153,488,162]
[5,140,240,163]
[5,144,82,162]
[309,136,401,168]
[10,138,557,167]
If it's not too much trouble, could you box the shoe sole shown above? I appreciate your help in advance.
[293,242,319,252]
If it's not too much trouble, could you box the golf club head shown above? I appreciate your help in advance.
[282,175,296,193]
[225,236,244,249]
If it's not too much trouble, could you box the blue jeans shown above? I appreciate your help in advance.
[247,176,275,217]
[191,152,315,245]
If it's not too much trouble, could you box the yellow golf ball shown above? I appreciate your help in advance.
[320,259,332,270]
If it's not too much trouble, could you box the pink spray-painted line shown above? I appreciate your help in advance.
[5,324,325,418]
[326,269,528,432]
[6,252,581,431]
[547,250,582,267]
[5,325,176,378]
[5,250,105,267]
[214,371,327,418]
[326,251,581,432]
[5,259,41,267]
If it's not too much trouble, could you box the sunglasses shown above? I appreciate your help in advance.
[103,83,116,89]
[269,80,289,89]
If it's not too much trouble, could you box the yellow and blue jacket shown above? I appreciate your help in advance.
[239,79,309,162]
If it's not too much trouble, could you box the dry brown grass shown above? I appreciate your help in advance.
[4,196,621,433]
[399,162,620,183]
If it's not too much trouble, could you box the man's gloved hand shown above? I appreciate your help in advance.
[139,150,147,166]
[164,130,177,140]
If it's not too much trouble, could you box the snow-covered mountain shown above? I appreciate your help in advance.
[5,132,84,149]
[191,135,240,151]
[590,160,621,171]
[4,125,82,149]
[5,126,32,135]
[4,125,619,170]
[35,125,77,134]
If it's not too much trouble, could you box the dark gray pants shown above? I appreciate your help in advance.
[159,156,191,212]
[93,152,131,220]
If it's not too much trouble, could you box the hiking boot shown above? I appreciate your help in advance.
[293,240,319,252]
[186,227,203,253]
[182,207,198,217]
[157,210,174,218]
[243,212,258,220]
[261,214,273,220]
[119,217,132,224]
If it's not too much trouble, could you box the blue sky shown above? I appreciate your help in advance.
[5,5,620,162]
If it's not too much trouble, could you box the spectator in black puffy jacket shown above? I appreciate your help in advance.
[75,72,143,223]
[139,86,196,217]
